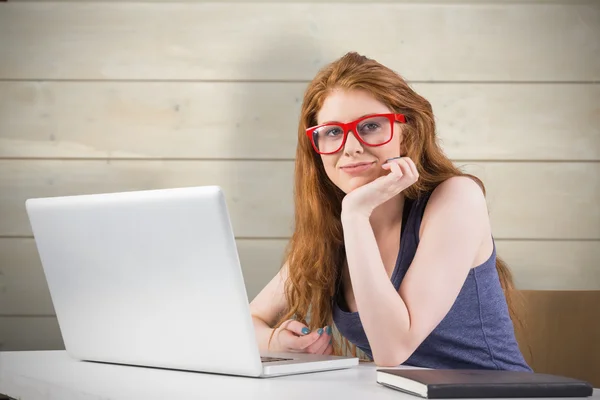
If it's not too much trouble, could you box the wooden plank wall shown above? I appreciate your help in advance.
[0,1,598,352]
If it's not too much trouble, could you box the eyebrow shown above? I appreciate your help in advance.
[318,113,379,125]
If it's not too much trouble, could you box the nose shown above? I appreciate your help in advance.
[343,130,364,155]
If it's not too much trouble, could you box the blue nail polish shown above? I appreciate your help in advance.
[326,326,332,335]
[317,328,323,335]
[301,327,310,335]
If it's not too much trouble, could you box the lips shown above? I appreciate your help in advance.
[339,161,376,175]
[340,161,374,169]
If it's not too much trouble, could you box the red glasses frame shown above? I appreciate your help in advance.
[305,113,406,155]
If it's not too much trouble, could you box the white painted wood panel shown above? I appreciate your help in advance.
[0,317,63,351]
[1,160,598,239]
[7,0,591,3]
[0,3,598,81]
[1,82,598,161]
[460,161,599,240]
[1,238,599,316]
[1,239,598,352]
[0,238,53,315]
[0,160,292,238]
[0,238,287,315]
[496,241,600,290]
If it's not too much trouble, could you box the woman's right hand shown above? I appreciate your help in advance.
[270,319,333,355]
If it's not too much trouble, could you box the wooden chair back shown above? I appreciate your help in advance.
[510,290,600,387]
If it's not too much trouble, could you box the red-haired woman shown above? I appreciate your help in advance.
[249,52,531,371]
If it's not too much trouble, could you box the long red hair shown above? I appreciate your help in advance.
[273,52,520,356]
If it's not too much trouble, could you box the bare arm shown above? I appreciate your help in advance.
[249,263,290,351]
[249,262,332,354]
[341,176,490,366]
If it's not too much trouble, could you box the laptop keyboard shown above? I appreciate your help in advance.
[261,356,293,363]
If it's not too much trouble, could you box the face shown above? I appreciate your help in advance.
[313,89,404,193]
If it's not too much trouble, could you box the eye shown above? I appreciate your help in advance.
[321,127,343,137]
[359,122,381,133]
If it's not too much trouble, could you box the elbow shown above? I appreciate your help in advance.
[372,346,413,368]
[374,358,402,368]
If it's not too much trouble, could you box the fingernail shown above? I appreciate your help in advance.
[317,328,323,335]
[326,326,332,335]
[301,327,310,335]
[385,156,401,164]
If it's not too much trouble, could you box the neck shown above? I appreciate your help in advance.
[369,193,405,240]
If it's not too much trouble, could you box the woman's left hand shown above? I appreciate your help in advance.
[341,157,419,218]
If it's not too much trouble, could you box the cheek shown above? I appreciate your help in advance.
[372,144,401,162]
[321,156,337,175]
[396,128,405,153]
[320,155,341,183]
[382,132,403,158]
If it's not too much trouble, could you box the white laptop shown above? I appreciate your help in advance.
[25,185,358,378]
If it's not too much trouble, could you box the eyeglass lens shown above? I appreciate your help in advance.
[311,115,392,154]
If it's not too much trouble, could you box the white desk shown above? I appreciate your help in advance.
[0,351,598,400]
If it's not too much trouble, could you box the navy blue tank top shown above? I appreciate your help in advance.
[332,192,532,371]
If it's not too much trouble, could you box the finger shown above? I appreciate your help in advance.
[278,329,321,352]
[389,161,403,179]
[384,156,402,164]
[318,326,334,354]
[275,319,315,352]
[314,332,332,355]
[399,158,418,184]
[398,158,418,184]
[396,157,412,177]
[293,329,323,350]
[277,331,306,353]
[282,320,311,336]
[324,343,333,355]
[382,156,401,170]
[407,158,419,178]
[305,328,330,354]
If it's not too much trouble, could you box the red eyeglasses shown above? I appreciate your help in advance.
[306,113,406,155]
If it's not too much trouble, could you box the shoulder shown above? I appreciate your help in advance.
[429,175,487,208]
[420,175,490,236]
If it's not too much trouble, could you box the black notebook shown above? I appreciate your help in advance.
[376,368,594,398]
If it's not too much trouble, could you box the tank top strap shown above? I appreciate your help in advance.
[390,192,433,289]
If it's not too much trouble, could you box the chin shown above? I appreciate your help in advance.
[339,176,374,193]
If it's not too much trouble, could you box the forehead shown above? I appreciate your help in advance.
[316,89,391,124]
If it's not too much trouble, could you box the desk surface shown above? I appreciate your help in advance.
[0,351,598,400]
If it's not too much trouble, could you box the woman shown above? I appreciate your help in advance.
[249,52,531,371]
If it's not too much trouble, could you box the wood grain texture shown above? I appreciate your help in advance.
[1,160,598,239]
[0,3,598,81]
[1,81,598,161]
[513,290,600,387]
[1,237,599,316]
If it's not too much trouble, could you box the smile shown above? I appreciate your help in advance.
[340,161,375,174]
